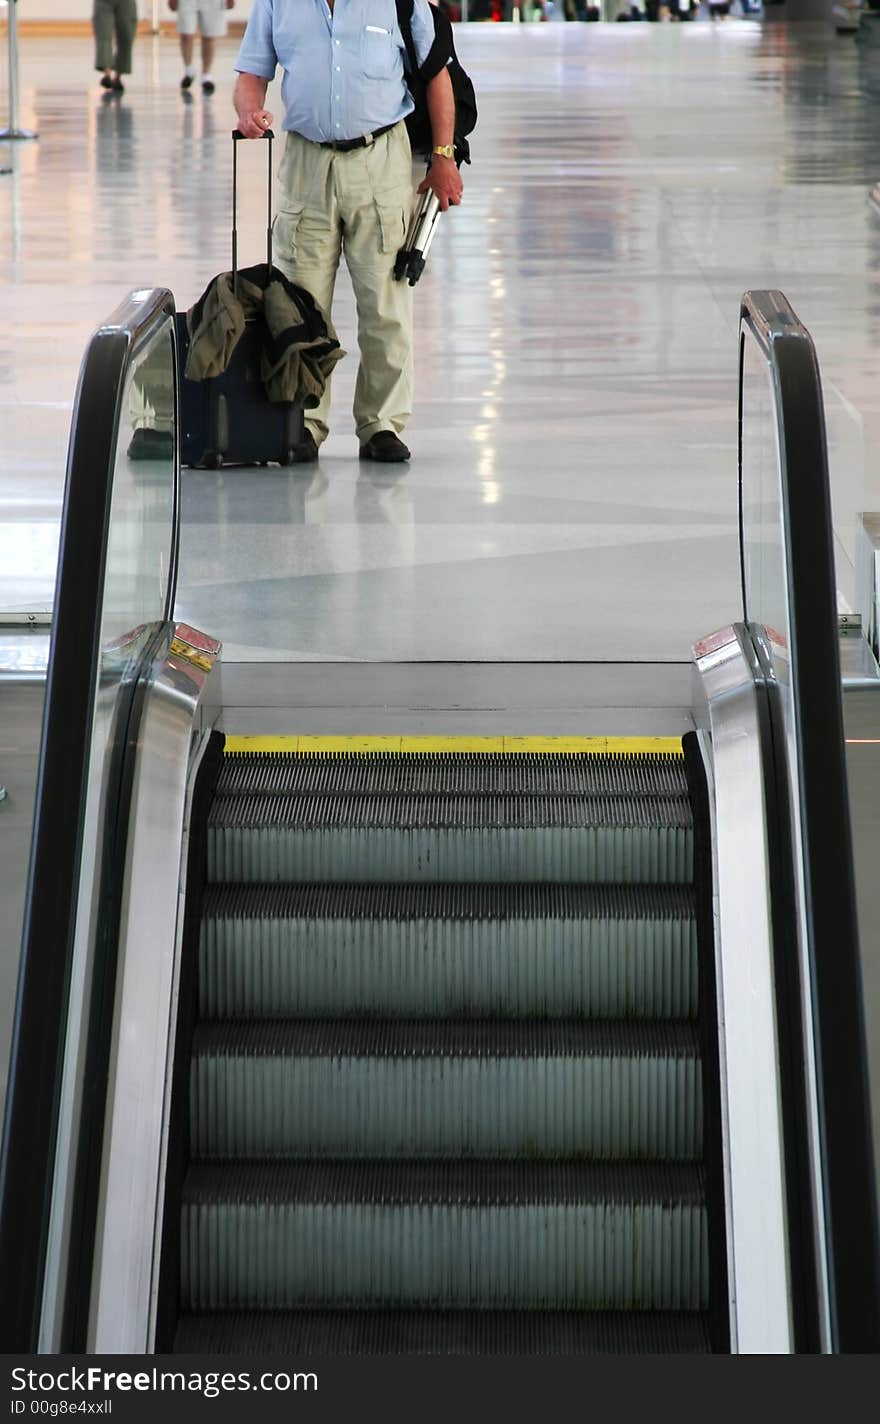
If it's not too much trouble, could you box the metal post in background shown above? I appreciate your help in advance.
[0,1,38,143]
[0,0,7,163]
[150,0,163,89]
[461,0,469,20]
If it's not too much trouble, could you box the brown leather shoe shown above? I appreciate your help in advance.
[359,431,411,463]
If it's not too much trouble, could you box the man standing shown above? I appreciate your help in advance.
[234,0,463,464]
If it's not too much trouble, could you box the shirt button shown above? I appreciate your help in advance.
[335,39,340,46]
[335,122,341,128]
[335,66,340,72]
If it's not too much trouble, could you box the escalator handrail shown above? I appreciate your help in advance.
[739,290,880,1351]
[0,289,179,1351]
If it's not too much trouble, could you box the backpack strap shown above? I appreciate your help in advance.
[395,0,420,75]
[396,0,452,84]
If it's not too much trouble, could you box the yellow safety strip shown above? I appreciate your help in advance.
[224,735,684,756]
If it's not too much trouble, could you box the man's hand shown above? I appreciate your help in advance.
[226,0,235,9]
[234,72,273,137]
[237,107,274,138]
[169,0,177,11]
[418,157,463,213]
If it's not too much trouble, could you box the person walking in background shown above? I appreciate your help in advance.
[169,1,235,96]
[93,0,138,94]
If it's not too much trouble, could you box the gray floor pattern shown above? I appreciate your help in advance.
[2,21,880,662]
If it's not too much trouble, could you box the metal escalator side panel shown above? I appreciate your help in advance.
[740,291,880,1350]
[85,626,222,1354]
[38,621,177,1353]
[692,625,794,1353]
[747,624,832,1356]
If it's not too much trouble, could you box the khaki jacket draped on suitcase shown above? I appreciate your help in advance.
[184,263,345,409]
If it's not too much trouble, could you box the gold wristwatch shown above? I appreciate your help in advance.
[432,144,454,159]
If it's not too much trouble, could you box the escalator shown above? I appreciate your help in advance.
[166,744,721,1353]
[1,288,878,1357]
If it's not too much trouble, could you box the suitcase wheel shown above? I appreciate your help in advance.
[204,452,223,470]
[278,449,297,467]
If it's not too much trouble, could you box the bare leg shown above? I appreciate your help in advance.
[201,36,217,73]
[180,32,196,90]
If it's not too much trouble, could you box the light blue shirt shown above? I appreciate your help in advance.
[235,0,436,144]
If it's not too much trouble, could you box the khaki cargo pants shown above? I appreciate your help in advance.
[272,122,415,447]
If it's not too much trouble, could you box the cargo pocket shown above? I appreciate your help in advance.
[375,199,408,256]
[271,204,305,266]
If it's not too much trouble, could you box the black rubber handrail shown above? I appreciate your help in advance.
[0,289,179,1351]
[739,290,880,1352]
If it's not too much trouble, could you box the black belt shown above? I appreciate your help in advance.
[315,122,396,153]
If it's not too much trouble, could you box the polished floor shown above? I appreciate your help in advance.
[3,21,880,661]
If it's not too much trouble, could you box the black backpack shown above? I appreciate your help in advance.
[395,1,477,165]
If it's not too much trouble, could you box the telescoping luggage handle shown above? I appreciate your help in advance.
[231,127,275,294]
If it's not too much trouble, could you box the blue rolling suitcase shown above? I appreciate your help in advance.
[176,130,304,469]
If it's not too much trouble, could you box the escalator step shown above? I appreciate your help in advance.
[217,751,689,801]
[173,1308,712,1354]
[182,1157,705,1208]
[191,1019,702,1160]
[209,792,693,832]
[207,808,692,885]
[199,883,698,1019]
[180,1160,707,1311]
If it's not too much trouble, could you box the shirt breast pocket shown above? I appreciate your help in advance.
[361,25,395,80]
